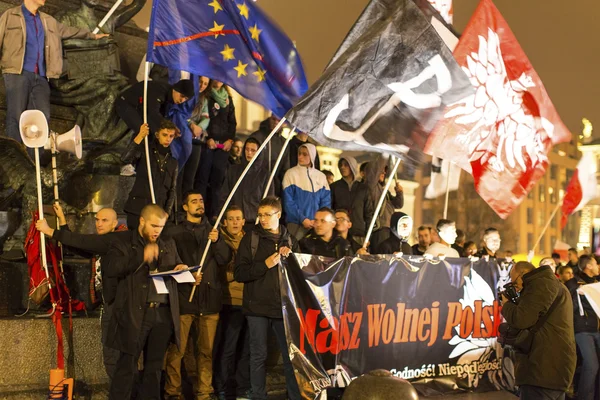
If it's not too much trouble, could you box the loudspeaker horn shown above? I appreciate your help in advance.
[19,110,49,148]
[45,125,82,159]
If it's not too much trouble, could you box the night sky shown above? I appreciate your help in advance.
[134,0,599,137]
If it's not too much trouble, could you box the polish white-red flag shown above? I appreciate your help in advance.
[561,152,598,229]
[424,0,571,218]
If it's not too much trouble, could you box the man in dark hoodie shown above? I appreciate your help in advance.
[234,196,301,400]
[250,115,290,196]
[299,207,353,258]
[501,261,576,399]
[163,191,231,400]
[219,136,273,230]
[565,255,600,400]
[330,154,374,244]
[375,212,413,255]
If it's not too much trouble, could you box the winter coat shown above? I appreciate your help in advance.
[219,226,245,306]
[299,230,353,259]
[102,230,182,355]
[250,118,290,196]
[118,81,172,135]
[376,236,412,255]
[501,266,576,391]
[330,155,373,237]
[122,138,178,217]
[364,157,404,231]
[206,96,236,143]
[219,139,273,222]
[282,144,331,225]
[164,219,231,315]
[565,272,600,334]
[234,225,299,318]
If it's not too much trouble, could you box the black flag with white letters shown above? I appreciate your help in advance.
[286,0,473,164]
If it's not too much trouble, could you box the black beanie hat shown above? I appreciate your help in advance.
[172,79,195,99]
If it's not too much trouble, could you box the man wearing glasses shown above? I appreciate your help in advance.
[234,196,302,400]
[476,227,501,258]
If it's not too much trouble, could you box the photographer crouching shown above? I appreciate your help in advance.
[500,261,576,399]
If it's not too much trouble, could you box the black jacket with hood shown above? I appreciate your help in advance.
[565,272,600,334]
[234,224,299,318]
[122,138,178,217]
[375,212,413,255]
[364,156,404,231]
[299,230,353,258]
[164,218,231,316]
[219,137,274,222]
[330,154,374,237]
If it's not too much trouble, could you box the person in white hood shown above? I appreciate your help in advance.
[282,143,331,240]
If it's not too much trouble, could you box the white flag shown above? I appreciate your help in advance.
[425,157,461,199]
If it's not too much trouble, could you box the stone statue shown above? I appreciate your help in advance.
[342,370,419,400]
[50,0,147,147]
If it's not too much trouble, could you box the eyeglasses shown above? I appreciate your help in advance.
[335,217,350,222]
[257,211,278,219]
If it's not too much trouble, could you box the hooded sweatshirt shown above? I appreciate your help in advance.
[282,143,331,225]
[330,154,374,237]
[219,137,273,222]
[364,156,404,231]
[375,212,413,255]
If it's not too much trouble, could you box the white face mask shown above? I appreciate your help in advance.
[484,233,501,253]
[397,216,413,239]
[439,225,457,245]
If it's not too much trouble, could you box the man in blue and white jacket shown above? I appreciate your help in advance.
[282,143,331,240]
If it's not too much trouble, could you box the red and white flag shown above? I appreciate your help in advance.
[424,0,571,218]
[428,0,453,24]
[561,152,598,229]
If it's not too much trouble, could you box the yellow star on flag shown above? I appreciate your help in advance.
[249,24,262,42]
[234,60,248,77]
[209,21,225,38]
[220,44,236,61]
[208,0,222,13]
[237,2,249,20]
[253,67,266,82]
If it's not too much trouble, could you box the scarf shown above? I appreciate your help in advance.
[220,226,245,273]
[211,87,229,108]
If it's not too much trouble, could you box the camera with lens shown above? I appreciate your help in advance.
[499,282,520,304]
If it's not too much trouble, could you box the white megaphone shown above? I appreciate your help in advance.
[44,125,82,159]
[19,110,49,148]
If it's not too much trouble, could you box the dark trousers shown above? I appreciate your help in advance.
[109,306,173,400]
[197,147,229,218]
[246,316,301,400]
[519,385,565,400]
[100,303,120,381]
[214,305,250,397]
[3,71,51,145]
[575,332,600,400]
[184,141,203,194]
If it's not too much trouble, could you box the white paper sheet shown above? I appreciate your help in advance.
[172,270,196,283]
[152,276,169,294]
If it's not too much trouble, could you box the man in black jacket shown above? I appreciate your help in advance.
[163,191,230,400]
[330,155,373,244]
[300,207,353,258]
[219,137,273,229]
[375,212,413,256]
[501,261,576,399]
[234,196,301,400]
[122,121,179,230]
[36,203,127,380]
[565,255,600,400]
[250,116,290,197]
[103,204,193,400]
[334,209,365,254]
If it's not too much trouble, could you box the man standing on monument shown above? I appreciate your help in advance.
[0,0,107,145]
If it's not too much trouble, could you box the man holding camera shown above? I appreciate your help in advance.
[501,261,576,400]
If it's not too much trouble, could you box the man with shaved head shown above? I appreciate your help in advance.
[36,202,127,381]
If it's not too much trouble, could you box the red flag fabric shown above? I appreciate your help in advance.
[427,0,453,24]
[424,0,571,218]
[561,152,598,229]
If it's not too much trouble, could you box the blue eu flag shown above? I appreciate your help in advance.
[147,0,308,118]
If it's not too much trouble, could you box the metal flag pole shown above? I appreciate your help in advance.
[92,0,124,34]
[363,157,402,249]
[188,117,287,301]
[142,61,156,203]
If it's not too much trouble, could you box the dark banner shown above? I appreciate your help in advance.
[280,254,517,398]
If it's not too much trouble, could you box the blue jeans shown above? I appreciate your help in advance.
[3,71,50,144]
[246,316,301,400]
[575,332,600,400]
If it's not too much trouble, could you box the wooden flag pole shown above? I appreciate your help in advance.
[363,157,402,249]
[443,163,452,219]
[93,0,124,34]
[188,117,287,302]
[531,200,563,255]
[142,61,156,204]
